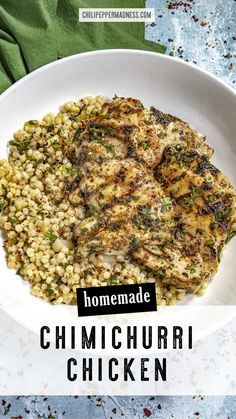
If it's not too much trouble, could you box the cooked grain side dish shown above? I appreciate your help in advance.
[0,96,235,305]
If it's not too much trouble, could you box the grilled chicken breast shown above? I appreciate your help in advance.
[67,97,235,294]
[153,145,236,290]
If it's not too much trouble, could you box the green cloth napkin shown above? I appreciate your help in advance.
[0,0,165,94]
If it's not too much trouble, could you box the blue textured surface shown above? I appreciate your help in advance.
[0,395,236,418]
[0,0,236,418]
[146,0,236,88]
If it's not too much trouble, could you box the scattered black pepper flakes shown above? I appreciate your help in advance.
[157,404,162,410]
[192,15,199,22]
[112,407,117,414]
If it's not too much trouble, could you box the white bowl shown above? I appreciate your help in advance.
[0,49,235,337]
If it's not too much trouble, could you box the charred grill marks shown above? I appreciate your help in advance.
[69,97,235,294]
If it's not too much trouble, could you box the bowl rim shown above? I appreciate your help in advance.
[1,48,236,102]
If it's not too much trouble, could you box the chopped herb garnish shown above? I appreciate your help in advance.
[9,217,18,225]
[34,158,44,167]
[205,239,213,247]
[80,227,88,234]
[89,242,100,252]
[130,236,139,251]
[133,205,155,228]
[170,155,184,168]
[45,124,54,132]
[51,140,61,150]
[57,279,63,286]
[61,165,77,176]
[89,126,102,138]
[103,126,114,134]
[179,184,202,209]
[104,143,115,154]
[9,137,32,153]
[226,231,236,243]
[138,205,151,216]
[45,166,55,173]
[44,231,57,244]
[142,142,149,150]
[66,166,77,176]
[1,184,7,198]
[107,274,119,286]
[162,239,174,248]
[188,263,196,274]
[86,205,98,216]
[130,195,139,201]
[191,184,202,198]
[179,196,193,210]
[46,288,55,297]
[214,205,233,223]
[28,120,38,125]
[32,216,39,223]
[160,197,172,207]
